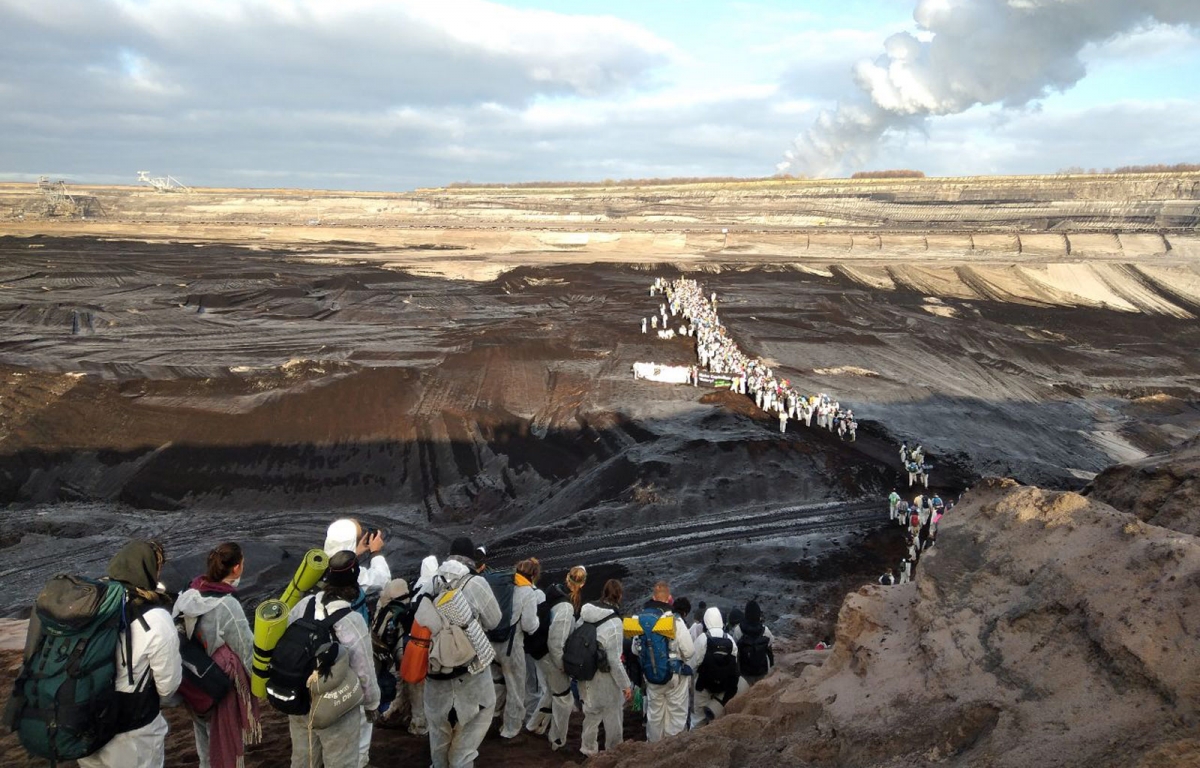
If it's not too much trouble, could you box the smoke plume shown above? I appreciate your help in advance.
[779,0,1200,177]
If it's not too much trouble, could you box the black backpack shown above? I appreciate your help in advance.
[562,611,618,682]
[176,617,232,715]
[524,589,566,661]
[371,599,413,668]
[480,570,516,645]
[370,600,412,710]
[736,625,773,678]
[266,598,352,716]
[696,630,739,703]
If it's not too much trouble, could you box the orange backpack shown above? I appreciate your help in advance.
[400,619,432,684]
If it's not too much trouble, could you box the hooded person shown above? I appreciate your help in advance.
[172,542,258,768]
[324,519,391,597]
[493,558,540,739]
[418,537,502,768]
[577,579,633,757]
[78,541,182,768]
[731,600,775,686]
[415,555,439,598]
[690,606,740,725]
[286,551,380,768]
[401,556,440,737]
[634,582,695,743]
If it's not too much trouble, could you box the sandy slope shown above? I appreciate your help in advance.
[587,472,1200,768]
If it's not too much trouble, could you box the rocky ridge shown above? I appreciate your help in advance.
[590,465,1200,768]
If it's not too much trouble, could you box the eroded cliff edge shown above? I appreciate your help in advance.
[594,466,1200,768]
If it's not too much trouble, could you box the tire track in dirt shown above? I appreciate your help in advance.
[487,500,882,570]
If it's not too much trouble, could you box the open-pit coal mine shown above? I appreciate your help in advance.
[0,174,1197,767]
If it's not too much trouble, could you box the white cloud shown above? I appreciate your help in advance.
[0,0,1196,189]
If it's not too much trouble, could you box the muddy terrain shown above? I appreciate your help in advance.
[0,175,1197,766]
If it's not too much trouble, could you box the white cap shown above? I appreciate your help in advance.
[324,518,358,557]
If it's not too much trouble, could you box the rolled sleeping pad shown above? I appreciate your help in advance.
[622,614,676,639]
[251,599,289,699]
[279,548,329,610]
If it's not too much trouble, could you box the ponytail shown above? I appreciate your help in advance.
[206,542,243,582]
[566,565,587,613]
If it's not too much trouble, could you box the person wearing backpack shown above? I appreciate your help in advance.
[575,579,632,757]
[633,581,694,743]
[398,555,439,737]
[419,538,501,768]
[491,557,540,739]
[690,607,740,725]
[281,551,380,768]
[79,540,182,768]
[732,599,775,686]
[371,577,412,723]
[172,542,258,768]
[524,566,581,748]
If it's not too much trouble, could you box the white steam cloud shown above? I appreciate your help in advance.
[779,0,1200,177]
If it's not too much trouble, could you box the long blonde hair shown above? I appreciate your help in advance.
[566,565,587,613]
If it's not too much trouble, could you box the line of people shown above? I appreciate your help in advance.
[900,441,933,488]
[879,441,956,585]
[644,277,858,441]
[10,522,777,768]
[881,487,950,585]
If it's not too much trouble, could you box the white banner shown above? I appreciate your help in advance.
[632,362,692,384]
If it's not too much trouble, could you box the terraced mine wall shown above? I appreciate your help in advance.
[3,172,1199,232]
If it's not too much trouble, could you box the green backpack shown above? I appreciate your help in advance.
[4,575,128,763]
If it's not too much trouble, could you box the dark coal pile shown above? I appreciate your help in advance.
[0,236,1197,638]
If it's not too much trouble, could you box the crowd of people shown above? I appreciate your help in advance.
[11,523,777,768]
[645,277,858,440]
[879,442,955,585]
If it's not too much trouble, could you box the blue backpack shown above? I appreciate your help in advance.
[636,609,674,686]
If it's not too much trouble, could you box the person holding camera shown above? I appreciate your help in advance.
[323,518,391,768]
[324,518,391,597]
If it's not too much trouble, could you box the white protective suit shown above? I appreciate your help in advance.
[422,557,502,768]
[634,603,694,743]
[690,608,740,724]
[172,587,254,768]
[527,590,576,749]
[287,593,380,768]
[492,575,539,738]
[577,602,632,756]
[78,604,182,768]
[401,556,439,736]
[323,519,392,596]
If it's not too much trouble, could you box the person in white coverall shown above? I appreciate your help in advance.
[172,542,255,768]
[422,538,501,768]
[324,518,390,765]
[287,553,381,768]
[690,606,740,724]
[399,555,439,737]
[324,518,391,596]
[526,566,584,750]
[578,580,633,757]
[635,582,695,743]
[493,558,540,739]
[80,540,182,768]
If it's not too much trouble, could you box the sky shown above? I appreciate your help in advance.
[0,0,1197,191]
